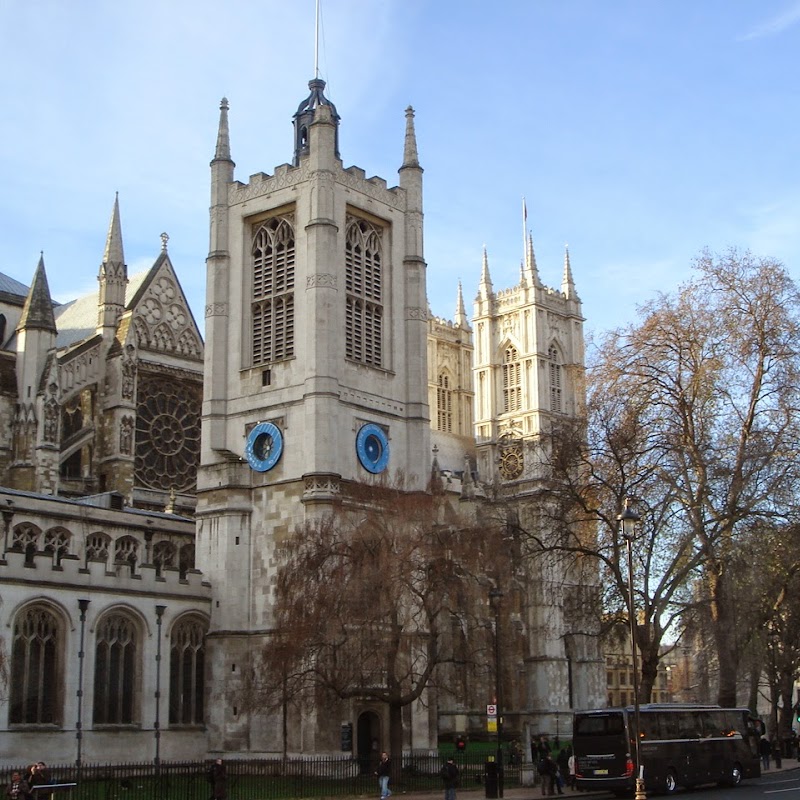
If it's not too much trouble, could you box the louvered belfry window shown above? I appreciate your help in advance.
[345,216,383,367]
[252,214,295,365]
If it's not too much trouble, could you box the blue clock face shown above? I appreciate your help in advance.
[244,422,283,472]
[356,423,390,474]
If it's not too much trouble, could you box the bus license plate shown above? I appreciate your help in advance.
[594,770,609,775]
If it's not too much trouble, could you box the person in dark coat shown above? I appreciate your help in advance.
[6,772,31,800]
[440,757,459,800]
[538,753,558,797]
[207,759,227,800]
[375,752,392,799]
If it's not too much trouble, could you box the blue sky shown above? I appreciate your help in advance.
[1,1,798,339]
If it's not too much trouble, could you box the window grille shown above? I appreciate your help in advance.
[252,215,295,365]
[345,217,383,367]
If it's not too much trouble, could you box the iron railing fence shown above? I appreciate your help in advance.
[6,755,522,800]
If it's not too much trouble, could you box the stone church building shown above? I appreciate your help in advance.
[0,76,604,766]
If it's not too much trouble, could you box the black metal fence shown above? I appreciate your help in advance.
[6,755,523,800]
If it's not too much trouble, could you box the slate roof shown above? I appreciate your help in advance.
[54,270,149,349]
[0,271,34,298]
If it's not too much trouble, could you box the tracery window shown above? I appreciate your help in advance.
[549,345,562,413]
[153,541,176,576]
[502,347,521,413]
[345,216,383,367]
[44,527,71,566]
[437,374,453,432]
[178,544,195,579]
[9,605,63,724]
[93,612,140,725]
[86,532,111,563]
[169,615,208,725]
[114,536,139,572]
[135,373,201,493]
[12,522,41,566]
[252,215,295,365]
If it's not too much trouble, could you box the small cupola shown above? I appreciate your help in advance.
[292,77,340,165]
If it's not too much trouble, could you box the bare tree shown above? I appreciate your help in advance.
[257,483,508,759]
[532,250,800,706]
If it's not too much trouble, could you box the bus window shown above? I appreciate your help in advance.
[677,711,702,739]
[574,712,625,736]
[660,711,680,739]
[640,712,660,740]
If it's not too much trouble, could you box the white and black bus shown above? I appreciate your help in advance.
[573,704,761,794]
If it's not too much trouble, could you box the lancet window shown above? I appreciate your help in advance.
[169,615,207,726]
[345,216,383,367]
[93,612,140,725]
[437,374,453,432]
[9,605,63,724]
[252,214,295,365]
[549,345,562,413]
[502,347,522,413]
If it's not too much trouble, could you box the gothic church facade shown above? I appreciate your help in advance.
[0,76,603,766]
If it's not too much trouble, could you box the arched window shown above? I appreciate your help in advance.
[169,616,208,726]
[178,544,195,579]
[437,374,453,432]
[345,216,383,367]
[252,215,295,365]
[502,347,521,413]
[9,605,63,724]
[86,532,111,564]
[153,541,176,577]
[93,611,140,724]
[114,536,139,573]
[549,345,562,413]
[11,522,41,566]
[44,527,71,566]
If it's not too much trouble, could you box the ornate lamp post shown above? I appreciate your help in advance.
[489,586,505,799]
[618,499,645,800]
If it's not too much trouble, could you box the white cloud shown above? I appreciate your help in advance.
[739,1,800,40]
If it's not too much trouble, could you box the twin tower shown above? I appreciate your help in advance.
[196,78,591,753]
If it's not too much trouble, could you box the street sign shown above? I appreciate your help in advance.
[486,704,497,716]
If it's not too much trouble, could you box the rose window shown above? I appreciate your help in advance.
[135,374,201,492]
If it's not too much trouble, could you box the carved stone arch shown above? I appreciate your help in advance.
[132,316,150,349]
[151,322,176,352]
[176,329,201,358]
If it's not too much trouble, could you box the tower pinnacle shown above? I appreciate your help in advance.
[562,244,577,299]
[402,106,420,169]
[213,98,233,163]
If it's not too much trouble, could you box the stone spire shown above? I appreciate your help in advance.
[401,105,420,169]
[18,254,56,334]
[478,246,493,300]
[97,194,128,333]
[455,281,469,328]
[213,97,233,163]
[562,244,577,299]
[527,232,541,286]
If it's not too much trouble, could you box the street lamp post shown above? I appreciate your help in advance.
[489,586,504,799]
[618,498,646,800]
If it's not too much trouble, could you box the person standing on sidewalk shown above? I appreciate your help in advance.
[440,757,459,800]
[376,752,392,799]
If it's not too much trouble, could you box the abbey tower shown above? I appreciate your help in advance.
[196,82,432,753]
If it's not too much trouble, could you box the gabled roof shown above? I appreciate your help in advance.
[0,272,31,298]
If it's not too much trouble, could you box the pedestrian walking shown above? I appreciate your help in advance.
[376,752,392,799]
[760,735,771,770]
[207,759,227,800]
[440,757,459,800]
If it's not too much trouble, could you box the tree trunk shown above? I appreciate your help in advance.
[712,569,740,707]
[389,701,404,782]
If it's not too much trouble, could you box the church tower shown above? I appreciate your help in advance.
[196,83,430,753]
[471,217,603,732]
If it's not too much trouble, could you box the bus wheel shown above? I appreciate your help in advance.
[665,769,678,794]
